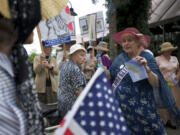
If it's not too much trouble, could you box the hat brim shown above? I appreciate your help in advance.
[158,47,178,54]
[0,0,68,20]
[69,48,87,55]
[112,30,150,48]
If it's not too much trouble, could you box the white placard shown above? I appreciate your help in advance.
[79,11,104,37]
[39,6,76,46]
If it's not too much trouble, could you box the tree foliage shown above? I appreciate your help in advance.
[28,51,37,64]
[112,0,152,34]
[91,0,152,57]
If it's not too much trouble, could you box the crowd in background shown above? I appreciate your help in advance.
[1,0,180,135]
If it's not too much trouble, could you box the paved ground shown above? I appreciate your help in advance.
[166,127,180,135]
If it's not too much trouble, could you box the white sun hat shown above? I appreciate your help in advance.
[69,44,87,55]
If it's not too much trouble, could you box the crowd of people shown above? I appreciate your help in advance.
[1,0,180,135]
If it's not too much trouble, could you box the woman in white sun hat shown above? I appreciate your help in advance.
[58,44,87,117]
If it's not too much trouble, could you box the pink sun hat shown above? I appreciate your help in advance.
[112,27,150,49]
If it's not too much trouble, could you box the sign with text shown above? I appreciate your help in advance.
[79,11,104,37]
[39,6,76,47]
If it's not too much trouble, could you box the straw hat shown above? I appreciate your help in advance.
[95,41,109,52]
[158,42,177,53]
[0,0,68,20]
[69,44,87,55]
[112,27,150,49]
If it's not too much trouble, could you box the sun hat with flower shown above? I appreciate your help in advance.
[158,42,177,53]
[95,41,109,52]
[112,27,150,49]
[69,44,87,55]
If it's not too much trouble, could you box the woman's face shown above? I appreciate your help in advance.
[72,50,86,66]
[163,50,172,56]
[121,34,139,54]
[44,46,52,56]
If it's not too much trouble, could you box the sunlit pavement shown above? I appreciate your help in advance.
[166,127,180,135]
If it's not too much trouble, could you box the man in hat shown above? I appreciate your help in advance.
[56,40,76,69]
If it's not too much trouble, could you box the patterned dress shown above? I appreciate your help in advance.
[58,60,86,117]
[110,51,167,135]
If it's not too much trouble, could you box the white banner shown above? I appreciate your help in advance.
[39,6,76,46]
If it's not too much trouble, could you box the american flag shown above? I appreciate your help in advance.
[55,68,130,135]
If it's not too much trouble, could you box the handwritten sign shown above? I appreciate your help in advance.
[79,11,104,37]
[39,6,76,47]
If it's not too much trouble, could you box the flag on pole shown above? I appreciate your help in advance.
[55,68,130,135]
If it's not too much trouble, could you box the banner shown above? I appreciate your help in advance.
[39,6,76,47]
[79,11,104,37]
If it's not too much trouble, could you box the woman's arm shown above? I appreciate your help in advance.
[144,65,159,87]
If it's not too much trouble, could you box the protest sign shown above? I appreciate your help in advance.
[39,6,76,47]
[79,11,104,37]
[125,58,148,82]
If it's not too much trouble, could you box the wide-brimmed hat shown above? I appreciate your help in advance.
[0,0,68,20]
[112,27,150,49]
[95,41,109,52]
[69,44,87,55]
[158,42,178,53]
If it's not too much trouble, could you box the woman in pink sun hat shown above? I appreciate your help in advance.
[109,27,168,134]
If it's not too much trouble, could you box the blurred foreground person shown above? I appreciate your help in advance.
[34,45,59,105]
[110,27,167,135]
[58,44,87,117]
[156,42,180,128]
[0,0,68,134]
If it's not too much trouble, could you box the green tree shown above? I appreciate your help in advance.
[92,0,152,59]
[28,51,37,64]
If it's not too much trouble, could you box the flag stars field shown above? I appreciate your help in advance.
[88,101,94,107]
[96,84,101,89]
[89,111,95,117]
[80,111,85,116]
[55,69,130,135]
[88,92,93,98]
[99,111,105,117]
[97,101,103,107]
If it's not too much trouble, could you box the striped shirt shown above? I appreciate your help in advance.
[0,53,26,135]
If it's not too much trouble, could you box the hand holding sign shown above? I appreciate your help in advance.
[125,58,148,82]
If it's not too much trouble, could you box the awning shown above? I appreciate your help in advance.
[149,0,180,27]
